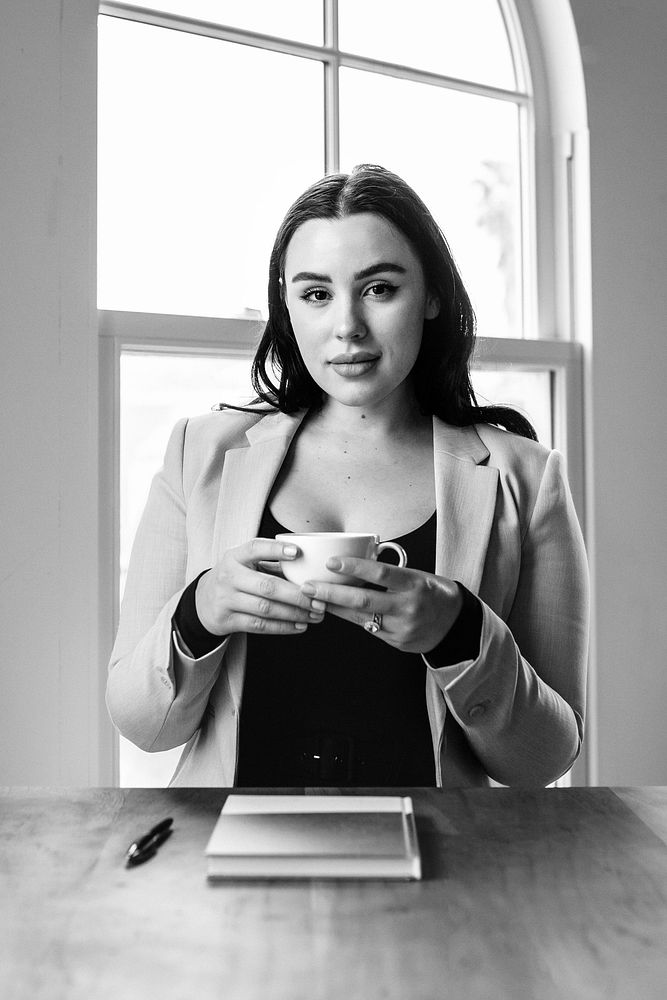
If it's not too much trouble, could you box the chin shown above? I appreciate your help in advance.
[326,381,384,405]
[337,390,398,412]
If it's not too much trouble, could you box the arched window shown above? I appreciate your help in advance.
[98,1,591,786]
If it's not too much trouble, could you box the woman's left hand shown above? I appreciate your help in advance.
[300,557,463,654]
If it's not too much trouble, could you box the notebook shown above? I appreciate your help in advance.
[205,794,421,880]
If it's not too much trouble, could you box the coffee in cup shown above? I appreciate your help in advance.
[276,532,407,586]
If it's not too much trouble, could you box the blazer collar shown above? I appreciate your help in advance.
[432,418,490,465]
[244,408,307,446]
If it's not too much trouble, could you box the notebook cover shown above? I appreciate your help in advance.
[207,811,407,858]
[205,795,421,879]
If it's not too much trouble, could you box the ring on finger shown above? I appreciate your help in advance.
[363,612,383,634]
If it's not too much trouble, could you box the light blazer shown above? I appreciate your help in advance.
[107,408,589,787]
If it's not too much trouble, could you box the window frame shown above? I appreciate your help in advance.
[97,0,592,786]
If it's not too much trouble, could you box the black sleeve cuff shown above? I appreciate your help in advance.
[423,583,483,668]
[173,570,227,659]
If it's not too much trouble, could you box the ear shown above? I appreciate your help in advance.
[425,292,440,320]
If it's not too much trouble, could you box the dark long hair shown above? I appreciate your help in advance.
[245,164,536,440]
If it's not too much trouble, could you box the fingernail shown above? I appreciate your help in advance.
[309,610,324,621]
[301,583,316,596]
[282,544,298,557]
[311,599,326,612]
[295,623,308,631]
[327,558,342,571]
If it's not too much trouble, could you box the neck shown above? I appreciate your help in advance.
[313,390,430,442]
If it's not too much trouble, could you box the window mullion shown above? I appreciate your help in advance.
[323,57,340,173]
[323,0,340,173]
[519,100,537,339]
[504,0,534,344]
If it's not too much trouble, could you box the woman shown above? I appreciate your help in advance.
[107,164,589,788]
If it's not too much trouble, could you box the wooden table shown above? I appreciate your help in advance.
[1,787,666,1000]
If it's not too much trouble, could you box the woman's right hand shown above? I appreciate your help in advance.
[194,538,326,637]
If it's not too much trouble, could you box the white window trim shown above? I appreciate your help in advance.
[100,0,535,339]
[514,0,595,784]
[97,0,594,787]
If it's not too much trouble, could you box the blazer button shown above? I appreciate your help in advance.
[468,702,488,719]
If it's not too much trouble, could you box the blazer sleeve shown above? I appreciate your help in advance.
[106,418,230,752]
[426,449,589,786]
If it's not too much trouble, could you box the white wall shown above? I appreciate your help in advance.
[0,1,108,783]
[570,0,667,784]
[1,0,666,786]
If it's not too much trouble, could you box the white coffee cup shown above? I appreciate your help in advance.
[276,532,408,587]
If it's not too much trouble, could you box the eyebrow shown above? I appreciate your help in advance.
[290,262,408,283]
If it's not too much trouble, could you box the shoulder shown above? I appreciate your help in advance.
[183,407,272,453]
[176,407,305,491]
[434,417,564,508]
[433,416,553,477]
[473,423,572,522]
[182,406,296,459]
[474,422,553,478]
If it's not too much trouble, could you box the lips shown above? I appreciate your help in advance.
[328,352,380,365]
[329,353,380,378]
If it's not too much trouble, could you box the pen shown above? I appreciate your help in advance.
[126,816,173,867]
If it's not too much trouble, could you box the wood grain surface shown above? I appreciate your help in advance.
[1,786,666,1000]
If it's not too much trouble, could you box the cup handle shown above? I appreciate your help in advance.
[375,541,407,568]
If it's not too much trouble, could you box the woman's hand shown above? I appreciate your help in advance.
[195,538,326,637]
[300,557,463,654]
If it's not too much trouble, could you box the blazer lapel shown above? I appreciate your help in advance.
[210,410,307,710]
[211,410,307,563]
[432,418,499,594]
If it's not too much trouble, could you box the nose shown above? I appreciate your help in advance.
[333,295,367,341]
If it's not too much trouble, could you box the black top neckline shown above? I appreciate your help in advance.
[266,507,437,543]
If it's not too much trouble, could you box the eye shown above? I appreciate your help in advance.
[365,281,397,298]
[301,287,331,304]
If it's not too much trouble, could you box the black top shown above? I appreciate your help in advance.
[236,508,439,786]
[173,512,483,787]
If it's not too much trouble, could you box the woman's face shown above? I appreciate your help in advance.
[283,213,439,413]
